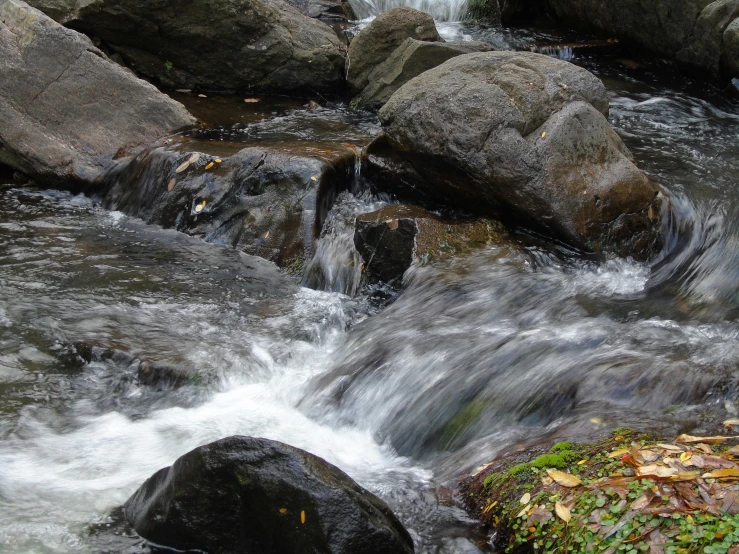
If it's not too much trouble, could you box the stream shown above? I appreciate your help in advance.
[1,6,739,554]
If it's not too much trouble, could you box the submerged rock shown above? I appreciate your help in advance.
[367,52,665,260]
[346,7,441,95]
[354,205,510,284]
[124,436,415,554]
[0,0,195,188]
[354,38,494,110]
[102,143,357,269]
[26,0,347,94]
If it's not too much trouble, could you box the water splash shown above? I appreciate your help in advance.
[349,0,470,22]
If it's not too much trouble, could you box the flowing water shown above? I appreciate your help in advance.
[1,17,739,554]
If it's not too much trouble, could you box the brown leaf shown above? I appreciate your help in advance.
[175,160,190,173]
[546,469,582,487]
[677,434,738,444]
[656,444,684,453]
[167,178,176,191]
[630,492,652,510]
[703,468,739,479]
[608,448,630,458]
[637,465,677,478]
[695,443,714,454]
[244,98,261,103]
[728,445,739,456]
[526,505,553,526]
[720,491,739,515]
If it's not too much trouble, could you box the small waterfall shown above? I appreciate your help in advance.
[348,0,470,22]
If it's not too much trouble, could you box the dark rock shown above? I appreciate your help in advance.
[286,0,356,20]
[0,0,195,189]
[354,205,509,284]
[123,436,415,554]
[346,7,441,95]
[543,0,739,79]
[29,0,347,94]
[102,143,357,269]
[354,38,494,110]
[369,52,665,260]
[725,17,739,76]
[728,77,739,98]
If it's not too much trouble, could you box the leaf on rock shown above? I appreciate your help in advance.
[194,200,206,213]
[300,510,306,524]
[175,161,190,173]
[167,178,176,191]
[546,469,582,487]
[677,434,737,444]
[244,98,260,103]
[188,153,201,164]
[205,162,214,170]
[555,501,571,523]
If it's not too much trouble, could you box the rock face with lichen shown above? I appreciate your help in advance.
[354,205,510,285]
[365,51,666,260]
[25,0,347,94]
[123,436,415,554]
[0,0,195,188]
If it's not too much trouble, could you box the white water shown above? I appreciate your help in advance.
[348,0,470,22]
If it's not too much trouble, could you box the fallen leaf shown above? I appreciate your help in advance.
[555,501,571,523]
[167,178,176,191]
[677,434,738,444]
[695,443,713,454]
[215,159,222,163]
[656,444,684,452]
[728,445,739,456]
[516,503,531,518]
[541,132,546,138]
[630,492,653,510]
[546,469,582,487]
[703,468,739,479]
[482,500,497,514]
[577,459,588,465]
[279,508,287,514]
[608,448,630,458]
[527,506,553,526]
[264,231,270,239]
[195,200,206,213]
[679,451,692,463]
[188,153,201,164]
[198,93,207,98]
[724,419,739,428]
[637,465,677,478]
[205,162,214,170]
[640,450,660,462]
[300,510,306,524]
[310,176,318,182]
[244,98,260,103]
[175,160,190,173]
[520,492,531,505]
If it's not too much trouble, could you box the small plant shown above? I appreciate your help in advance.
[165,60,173,72]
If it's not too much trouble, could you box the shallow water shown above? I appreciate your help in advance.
[1,18,739,554]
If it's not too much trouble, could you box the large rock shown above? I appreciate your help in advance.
[0,0,195,188]
[368,52,665,259]
[346,7,441,95]
[543,0,739,79]
[286,0,356,20]
[354,38,494,110]
[724,17,739,75]
[676,0,739,75]
[354,205,510,285]
[27,0,347,94]
[102,142,357,270]
[123,436,415,554]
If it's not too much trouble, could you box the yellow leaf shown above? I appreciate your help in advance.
[482,500,497,514]
[541,132,546,138]
[205,162,214,170]
[279,508,287,514]
[310,176,318,182]
[679,451,692,463]
[520,493,531,505]
[516,503,531,518]
[677,434,738,444]
[546,469,582,488]
[555,501,571,523]
[702,468,739,479]
[244,98,261,103]
[195,200,206,213]
[167,178,176,191]
[301,510,306,524]
[215,159,222,163]
[264,231,270,239]
[577,459,588,465]
[607,448,629,458]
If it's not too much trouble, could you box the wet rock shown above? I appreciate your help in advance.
[286,0,356,20]
[0,0,195,189]
[354,38,494,111]
[728,77,739,98]
[123,436,415,554]
[136,360,194,390]
[676,0,739,77]
[368,52,665,260]
[544,0,739,79]
[354,205,509,285]
[31,0,347,94]
[725,17,739,77]
[102,143,357,269]
[346,7,441,95]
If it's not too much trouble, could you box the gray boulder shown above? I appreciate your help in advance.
[0,0,195,188]
[26,0,347,94]
[724,16,739,75]
[355,38,494,110]
[368,52,665,260]
[286,0,356,20]
[676,0,739,76]
[102,143,357,271]
[346,7,441,95]
[123,436,415,554]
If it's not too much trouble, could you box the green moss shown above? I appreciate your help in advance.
[438,400,487,450]
[549,441,574,453]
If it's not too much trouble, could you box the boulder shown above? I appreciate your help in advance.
[368,52,665,260]
[123,436,415,554]
[286,0,356,20]
[354,205,509,284]
[354,38,494,110]
[28,0,347,94]
[346,7,441,95]
[543,0,739,79]
[102,142,357,270]
[725,17,739,76]
[0,0,195,189]
[676,0,739,76]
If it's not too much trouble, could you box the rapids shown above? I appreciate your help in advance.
[1,17,739,554]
